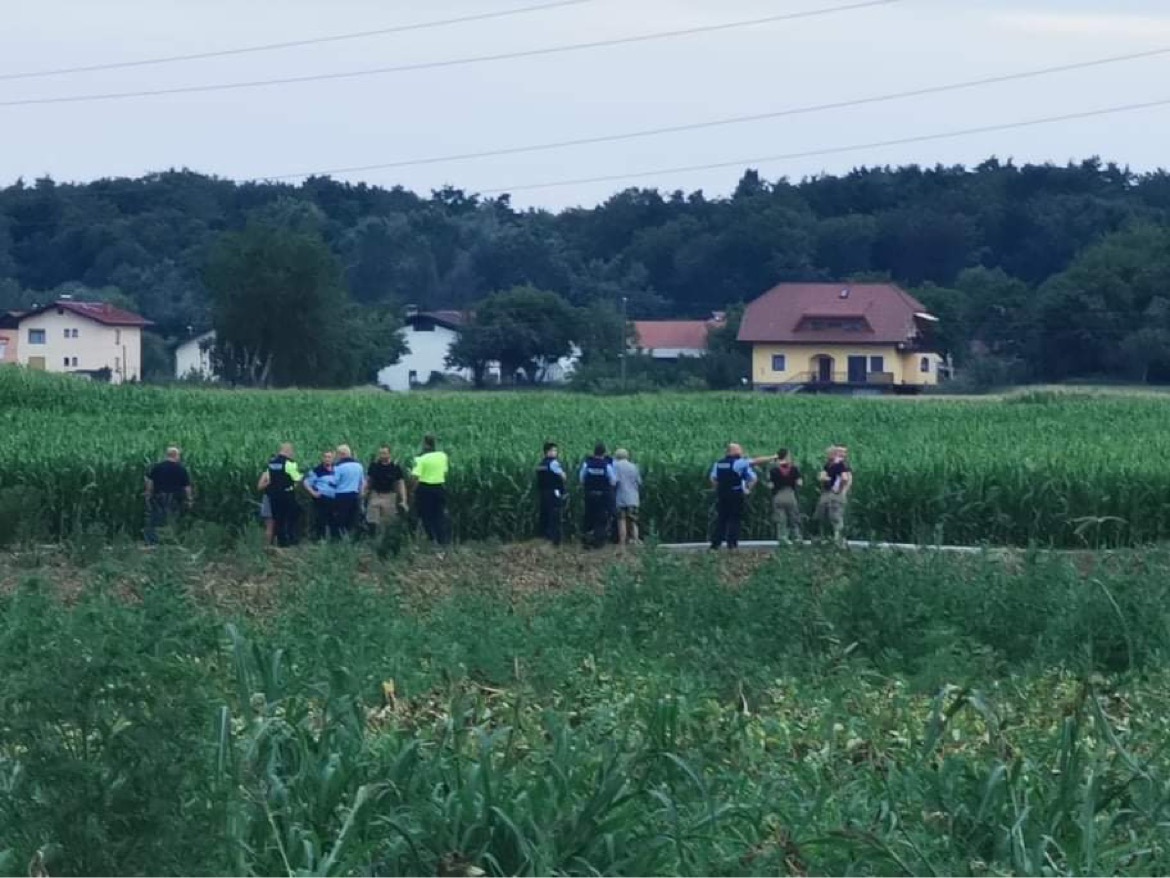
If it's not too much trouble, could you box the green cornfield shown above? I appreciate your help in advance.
[3,367,1169,547]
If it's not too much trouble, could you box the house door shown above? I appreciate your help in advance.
[27,357,46,371]
[847,356,867,384]
[817,357,833,383]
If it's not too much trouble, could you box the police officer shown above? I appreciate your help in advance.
[709,442,759,551]
[303,449,336,541]
[536,442,567,545]
[260,442,304,547]
[578,443,617,549]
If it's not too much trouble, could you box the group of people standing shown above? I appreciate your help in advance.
[709,443,853,549]
[143,437,853,550]
[536,442,644,548]
[258,435,450,547]
[533,441,853,550]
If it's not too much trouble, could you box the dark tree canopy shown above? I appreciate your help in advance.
[3,156,1170,384]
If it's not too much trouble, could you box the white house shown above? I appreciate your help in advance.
[174,330,217,380]
[377,310,470,391]
[12,299,150,383]
[376,308,578,391]
[632,313,725,360]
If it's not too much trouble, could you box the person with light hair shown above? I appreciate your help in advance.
[814,444,852,544]
[144,445,192,545]
[330,444,365,540]
[612,448,643,546]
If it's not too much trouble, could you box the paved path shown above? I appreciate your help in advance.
[660,539,1001,555]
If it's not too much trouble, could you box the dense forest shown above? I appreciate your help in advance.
[3,156,1170,385]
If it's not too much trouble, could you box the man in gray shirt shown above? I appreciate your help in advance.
[612,448,643,546]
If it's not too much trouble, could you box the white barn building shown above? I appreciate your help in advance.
[376,308,577,391]
[174,330,217,380]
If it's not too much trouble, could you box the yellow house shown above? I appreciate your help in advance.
[738,283,942,393]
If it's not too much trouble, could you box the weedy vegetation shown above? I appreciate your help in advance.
[2,542,1170,876]
[4,371,1170,875]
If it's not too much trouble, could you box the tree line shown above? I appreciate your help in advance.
[2,156,1170,386]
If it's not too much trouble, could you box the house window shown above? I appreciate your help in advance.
[802,318,867,332]
[920,357,931,374]
[72,329,80,338]
[408,369,419,384]
[771,354,787,372]
[869,356,884,373]
[63,357,70,367]
[115,329,122,345]
[72,357,79,367]
[0,340,6,359]
[28,329,46,345]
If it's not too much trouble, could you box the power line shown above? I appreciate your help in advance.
[0,0,902,108]
[263,45,1170,179]
[0,0,593,82]
[477,96,1170,194]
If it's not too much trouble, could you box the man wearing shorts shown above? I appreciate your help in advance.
[612,448,642,546]
[814,445,852,544]
[365,445,407,536]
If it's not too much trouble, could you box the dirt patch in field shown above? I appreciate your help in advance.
[0,540,783,612]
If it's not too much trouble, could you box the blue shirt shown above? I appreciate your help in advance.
[709,456,757,492]
[305,465,336,499]
[330,458,365,495]
[579,460,617,487]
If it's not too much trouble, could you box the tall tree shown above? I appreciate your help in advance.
[205,220,349,387]
[448,286,579,384]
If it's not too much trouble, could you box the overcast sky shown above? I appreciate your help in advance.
[2,0,1168,210]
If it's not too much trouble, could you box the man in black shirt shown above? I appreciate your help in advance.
[364,445,407,536]
[769,448,803,543]
[144,446,192,545]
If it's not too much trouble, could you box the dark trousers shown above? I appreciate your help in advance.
[583,490,610,548]
[332,493,360,540]
[415,484,449,544]
[311,496,335,541]
[145,493,182,545]
[539,492,563,545]
[269,491,301,547]
[711,493,745,549]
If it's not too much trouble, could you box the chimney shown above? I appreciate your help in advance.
[839,287,850,299]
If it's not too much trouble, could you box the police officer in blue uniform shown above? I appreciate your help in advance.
[536,442,567,545]
[709,442,760,550]
[578,443,617,549]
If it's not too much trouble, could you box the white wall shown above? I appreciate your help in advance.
[377,324,468,391]
[175,332,217,380]
[17,309,142,383]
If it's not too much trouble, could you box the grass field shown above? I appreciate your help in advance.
[5,370,1170,874]
[2,369,1170,548]
[3,540,1170,875]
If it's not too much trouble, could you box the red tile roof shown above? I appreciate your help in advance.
[634,319,720,351]
[737,283,929,345]
[22,300,152,327]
